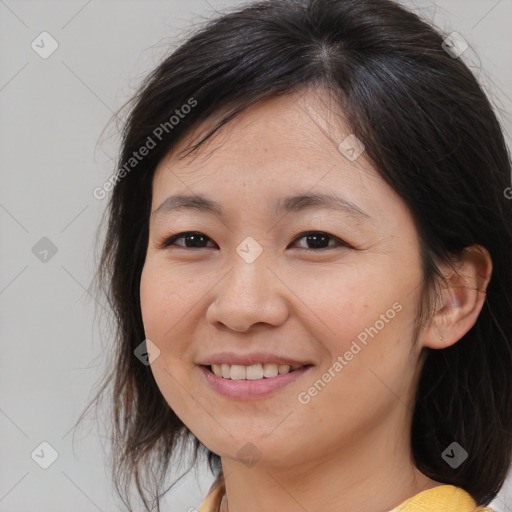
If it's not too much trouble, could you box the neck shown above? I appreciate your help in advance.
[217,425,440,512]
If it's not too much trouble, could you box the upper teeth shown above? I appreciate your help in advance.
[211,363,302,380]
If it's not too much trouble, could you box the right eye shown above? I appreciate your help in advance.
[160,231,217,249]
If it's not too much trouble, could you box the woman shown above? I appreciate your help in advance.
[88,0,512,510]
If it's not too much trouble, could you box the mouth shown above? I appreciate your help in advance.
[202,362,314,380]
[199,362,314,399]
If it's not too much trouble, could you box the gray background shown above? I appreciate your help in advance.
[1,0,511,510]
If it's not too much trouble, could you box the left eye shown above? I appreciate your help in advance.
[160,231,348,250]
[290,231,348,250]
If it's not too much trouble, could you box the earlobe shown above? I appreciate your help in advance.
[421,245,492,350]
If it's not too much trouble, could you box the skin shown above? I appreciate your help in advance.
[139,87,492,512]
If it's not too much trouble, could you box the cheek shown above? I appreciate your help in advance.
[139,261,194,352]
[140,263,164,338]
[286,261,413,349]
[293,262,421,406]
[139,263,201,423]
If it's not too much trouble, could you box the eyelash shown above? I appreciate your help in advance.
[159,231,350,252]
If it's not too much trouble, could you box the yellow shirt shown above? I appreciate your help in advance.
[198,473,495,512]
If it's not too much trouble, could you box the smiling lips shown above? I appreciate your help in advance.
[198,352,313,381]
[197,352,313,396]
[209,362,306,380]
[199,364,313,399]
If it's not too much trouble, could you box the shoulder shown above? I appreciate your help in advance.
[198,478,496,512]
[198,472,225,512]
[389,484,495,512]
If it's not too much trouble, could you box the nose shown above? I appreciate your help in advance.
[205,254,289,333]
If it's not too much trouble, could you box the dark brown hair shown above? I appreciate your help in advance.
[80,0,512,510]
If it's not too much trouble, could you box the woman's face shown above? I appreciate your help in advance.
[140,88,428,468]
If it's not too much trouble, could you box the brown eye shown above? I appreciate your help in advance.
[162,231,217,249]
[289,231,348,251]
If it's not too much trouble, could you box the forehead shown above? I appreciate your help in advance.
[151,87,417,249]
[155,88,377,187]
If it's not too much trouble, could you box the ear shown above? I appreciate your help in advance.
[421,245,492,350]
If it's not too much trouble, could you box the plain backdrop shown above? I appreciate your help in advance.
[1,0,511,510]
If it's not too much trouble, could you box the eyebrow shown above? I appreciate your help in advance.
[152,192,371,220]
